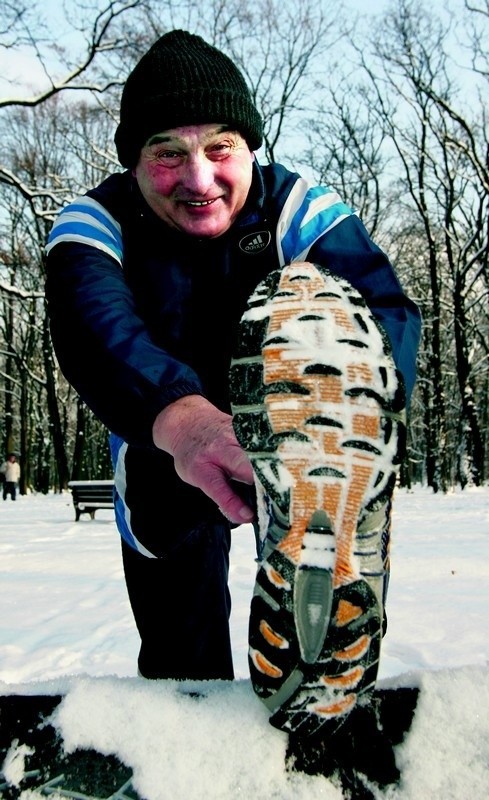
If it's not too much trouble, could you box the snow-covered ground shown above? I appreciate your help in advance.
[0,485,488,799]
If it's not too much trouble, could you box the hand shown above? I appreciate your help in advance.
[152,395,255,524]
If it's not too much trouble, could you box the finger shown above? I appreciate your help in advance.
[219,441,254,485]
[230,452,254,486]
[201,469,255,524]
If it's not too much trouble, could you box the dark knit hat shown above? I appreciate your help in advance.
[115,29,263,168]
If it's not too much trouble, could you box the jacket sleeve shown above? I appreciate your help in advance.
[308,215,422,402]
[270,168,422,402]
[45,242,204,448]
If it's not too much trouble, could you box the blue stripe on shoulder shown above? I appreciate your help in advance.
[281,184,353,264]
[47,197,123,262]
[61,199,121,238]
[49,220,122,260]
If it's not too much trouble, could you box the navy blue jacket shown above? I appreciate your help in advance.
[46,162,421,452]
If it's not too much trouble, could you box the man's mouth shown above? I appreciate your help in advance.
[184,198,217,207]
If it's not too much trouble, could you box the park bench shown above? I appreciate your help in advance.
[68,480,115,521]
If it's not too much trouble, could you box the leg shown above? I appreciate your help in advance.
[111,438,235,680]
[121,521,234,681]
[230,262,405,736]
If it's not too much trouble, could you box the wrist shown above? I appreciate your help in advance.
[152,394,211,454]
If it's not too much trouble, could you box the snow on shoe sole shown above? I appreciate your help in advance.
[229,262,406,736]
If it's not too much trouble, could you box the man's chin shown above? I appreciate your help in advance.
[177,217,231,239]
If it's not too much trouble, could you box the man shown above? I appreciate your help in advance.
[45,30,421,743]
[1,453,20,501]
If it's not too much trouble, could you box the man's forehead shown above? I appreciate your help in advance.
[145,124,233,147]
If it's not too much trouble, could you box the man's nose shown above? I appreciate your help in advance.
[183,153,215,194]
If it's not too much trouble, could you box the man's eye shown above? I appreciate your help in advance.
[158,150,181,159]
[208,143,232,158]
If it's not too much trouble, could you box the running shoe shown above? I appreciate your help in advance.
[229,262,406,736]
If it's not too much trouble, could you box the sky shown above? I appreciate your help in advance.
[0,0,460,101]
[0,484,488,799]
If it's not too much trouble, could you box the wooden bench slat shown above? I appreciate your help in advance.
[68,480,115,521]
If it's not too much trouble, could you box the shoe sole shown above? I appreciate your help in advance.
[229,262,406,736]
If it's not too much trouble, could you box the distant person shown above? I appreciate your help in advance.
[1,454,20,501]
[45,29,421,748]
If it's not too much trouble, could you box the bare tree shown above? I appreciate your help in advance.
[0,0,343,489]
[297,0,488,489]
[1,0,486,491]
[0,1,148,488]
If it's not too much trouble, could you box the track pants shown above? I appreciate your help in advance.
[121,520,234,681]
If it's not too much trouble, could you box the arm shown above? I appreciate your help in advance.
[308,215,421,401]
[269,167,422,401]
[45,241,254,523]
[45,241,203,448]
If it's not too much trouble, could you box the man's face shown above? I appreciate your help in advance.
[133,124,254,238]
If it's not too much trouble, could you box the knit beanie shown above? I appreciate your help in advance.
[115,30,263,168]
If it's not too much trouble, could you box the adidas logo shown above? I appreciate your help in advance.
[239,230,271,254]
